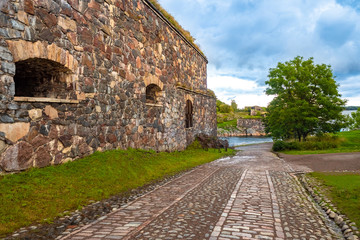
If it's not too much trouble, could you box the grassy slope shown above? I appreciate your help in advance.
[283,130,360,155]
[0,148,234,236]
[309,172,360,227]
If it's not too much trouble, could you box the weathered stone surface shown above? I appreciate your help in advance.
[0,0,216,172]
[44,105,58,119]
[0,140,6,153]
[59,135,73,147]
[28,109,43,120]
[0,141,33,171]
[0,122,30,142]
[58,16,77,32]
[24,0,35,15]
[34,145,52,168]
[31,135,50,149]
[1,62,15,74]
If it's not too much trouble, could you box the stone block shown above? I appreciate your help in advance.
[0,122,30,142]
[58,16,77,32]
[0,140,6,153]
[28,109,43,120]
[31,134,50,149]
[0,114,14,123]
[17,11,29,25]
[44,105,59,119]
[10,19,25,31]
[59,135,72,147]
[1,62,15,75]
[37,8,57,28]
[24,0,35,15]
[34,145,52,168]
[0,46,12,61]
[0,141,33,171]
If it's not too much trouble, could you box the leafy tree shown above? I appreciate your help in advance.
[231,100,238,112]
[264,56,347,141]
[219,104,232,113]
[348,108,360,130]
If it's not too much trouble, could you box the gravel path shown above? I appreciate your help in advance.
[23,143,344,240]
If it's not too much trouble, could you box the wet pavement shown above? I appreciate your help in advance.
[61,143,343,240]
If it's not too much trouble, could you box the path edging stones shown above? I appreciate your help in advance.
[299,173,359,240]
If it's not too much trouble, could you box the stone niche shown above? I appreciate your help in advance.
[0,0,217,173]
[14,58,74,99]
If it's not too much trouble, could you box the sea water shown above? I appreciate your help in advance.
[220,136,273,147]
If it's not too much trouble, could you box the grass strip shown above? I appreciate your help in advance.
[308,172,360,227]
[0,148,234,236]
[282,130,360,155]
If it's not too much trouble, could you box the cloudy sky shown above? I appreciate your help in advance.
[158,0,360,108]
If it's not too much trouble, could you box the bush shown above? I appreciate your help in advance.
[272,134,343,152]
[273,141,287,151]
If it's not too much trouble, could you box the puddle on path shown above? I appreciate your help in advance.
[214,155,256,165]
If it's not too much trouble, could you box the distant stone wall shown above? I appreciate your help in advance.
[237,118,265,136]
[0,0,216,172]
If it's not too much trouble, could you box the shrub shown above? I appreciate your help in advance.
[272,134,343,152]
[273,141,287,151]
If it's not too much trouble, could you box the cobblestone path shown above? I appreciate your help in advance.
[63,144,343,240]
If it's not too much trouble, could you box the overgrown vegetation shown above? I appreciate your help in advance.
[274,130,360,154]
[309,172,360,228]
[0,147,234,236]
[148,0,204,55]
[216,100,264,124]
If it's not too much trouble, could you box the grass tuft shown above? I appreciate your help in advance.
[0,148,234,236]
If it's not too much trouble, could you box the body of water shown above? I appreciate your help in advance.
[221,110,355,147]
[343,110,356,116]
[220,136,273,147]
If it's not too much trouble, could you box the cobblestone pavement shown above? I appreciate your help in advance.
[63,143,343,240]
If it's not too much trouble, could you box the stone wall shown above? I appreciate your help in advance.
[237,118,265,136]
[0,0,216,172]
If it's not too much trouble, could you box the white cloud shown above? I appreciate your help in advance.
[159,0,360,106]
[208,75,258,91]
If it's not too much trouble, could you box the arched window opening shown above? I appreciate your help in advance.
[185,100,193,128]
[146,84,162,104]
[14,58,73,98]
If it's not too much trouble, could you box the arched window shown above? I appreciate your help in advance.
[185,100,193,128]
[14,58,72,98]
[146,84,161,104]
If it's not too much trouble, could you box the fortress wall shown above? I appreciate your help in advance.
[0,0,216,172]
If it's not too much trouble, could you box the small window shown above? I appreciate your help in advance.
[185,100,193,128]
[146,84,161,104]
[14,58,73,98]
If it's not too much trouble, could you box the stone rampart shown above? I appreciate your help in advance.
[0,0,216,172]
[237,118,265,136]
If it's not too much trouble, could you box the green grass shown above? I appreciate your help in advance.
[308,172,360,227]
[0,148,234,236]
[217,119,238,130]
[282,130,360,155]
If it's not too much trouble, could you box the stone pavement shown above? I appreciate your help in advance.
[62,143,343,240]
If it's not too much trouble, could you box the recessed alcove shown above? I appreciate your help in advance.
[185,99,193,128]
[14,58,74,99]
[146,84,162,104]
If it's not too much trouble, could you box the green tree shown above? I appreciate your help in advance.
[264,56,347,141]
[231,100,238,112]
[349,108,360,130]
[219,104,232,113]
